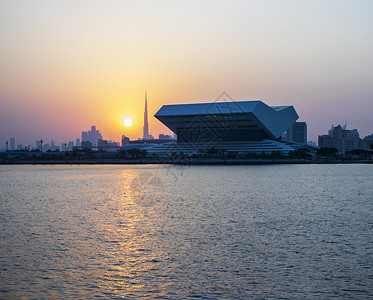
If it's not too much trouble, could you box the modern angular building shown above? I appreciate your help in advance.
[143,100,306,156]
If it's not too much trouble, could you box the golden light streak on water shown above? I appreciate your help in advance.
[92,168,167,297]
[1,165,373,298]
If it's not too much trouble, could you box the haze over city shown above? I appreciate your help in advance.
[1,0,372,146]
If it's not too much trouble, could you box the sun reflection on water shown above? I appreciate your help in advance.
[94,168,167,296]
[2,165,372,299]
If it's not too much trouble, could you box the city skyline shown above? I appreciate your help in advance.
[1,1,373,145]
[2,107,372,152]
[1,112,370,150]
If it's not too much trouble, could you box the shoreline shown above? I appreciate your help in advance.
[1,158,372,165]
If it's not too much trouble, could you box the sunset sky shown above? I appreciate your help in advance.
[1,0,372,146]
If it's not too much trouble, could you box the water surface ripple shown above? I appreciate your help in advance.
[0,164,372,299]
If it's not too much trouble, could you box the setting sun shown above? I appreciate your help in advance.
[124,119,133,127]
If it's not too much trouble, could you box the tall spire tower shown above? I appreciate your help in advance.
[143,90,150,139]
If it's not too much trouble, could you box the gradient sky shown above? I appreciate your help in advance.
[1,0,372,147]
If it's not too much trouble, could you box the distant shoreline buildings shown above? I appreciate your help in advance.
[81,125,103,147]
[2,97,372,156]
[318,124,373,153]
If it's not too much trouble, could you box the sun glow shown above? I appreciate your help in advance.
[124,119,133,127]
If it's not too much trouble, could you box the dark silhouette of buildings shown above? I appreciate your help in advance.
[284,122,307,144]
[143,90,153,140]
[318,124,371,153]
[363,134,373,150]
[9,137,15,151]
[121,135,130,147]
[81,141,93,149]
[159,134,172,139]
[97,140,120,151]
[82,126,103,146]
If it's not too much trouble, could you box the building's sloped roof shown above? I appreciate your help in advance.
[252,101,298,138]
[155,100,262,116]
[155,100,298,139]
[271,106,290,111]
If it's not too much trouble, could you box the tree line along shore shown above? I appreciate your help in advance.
[1,147,372,165]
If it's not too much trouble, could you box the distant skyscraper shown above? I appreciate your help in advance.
[363,134,373,150]
[285,122,307,144]
[68,141,74,151]
[318,124,363,153]
[42,143,50,151]
[9,137,15,150]
[75,138,81,148]
[51,140,56,151]
[81,125,103,146]
[142,90,154,140]
[143,90,149,139]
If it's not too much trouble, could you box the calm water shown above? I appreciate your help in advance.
[0,164,372,299]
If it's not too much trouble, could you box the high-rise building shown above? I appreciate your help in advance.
[81,125,103,146]
[9,137,15,150]
[51,140,56,151]
[363,134,373,150]
[75,138,81,148]
[318,124,363,153]
[61,143,67,151]
[42,143,50,151]
[68,141,74,151]
[121,135,130,147]
[285,122,307,144]
[143,90,153,139]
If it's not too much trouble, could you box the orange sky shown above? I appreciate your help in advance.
[1,1,373,146]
